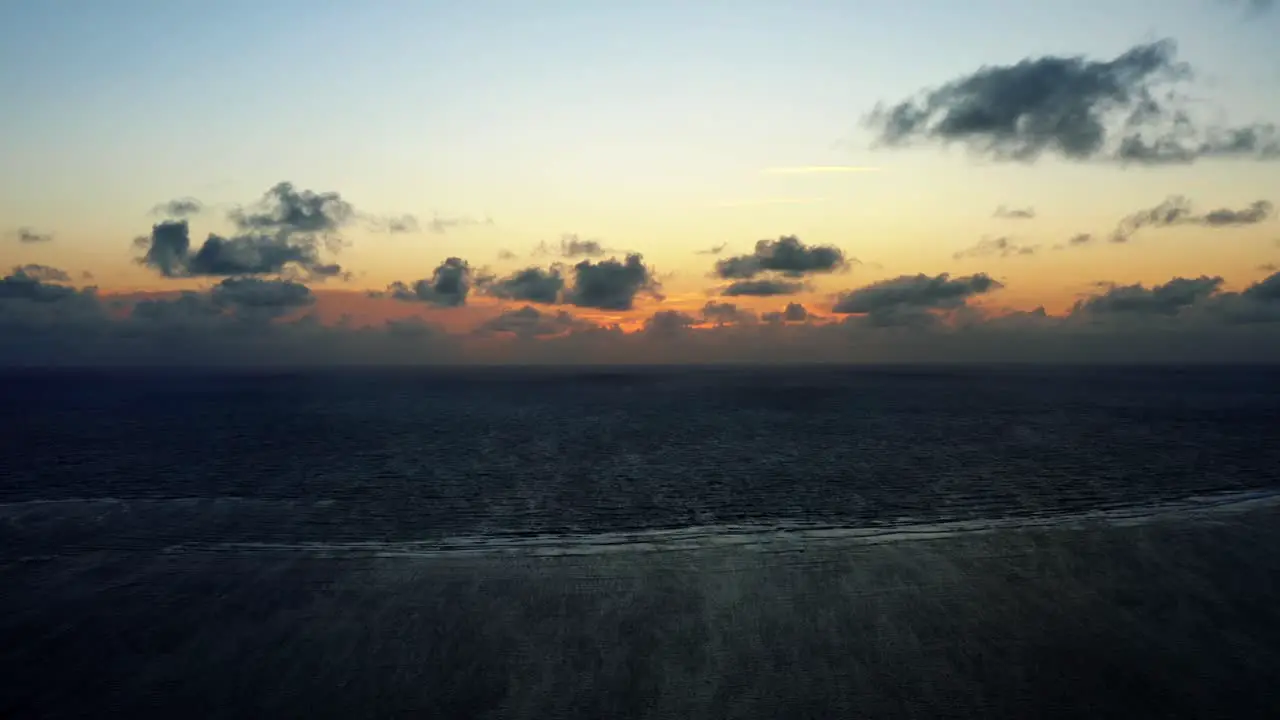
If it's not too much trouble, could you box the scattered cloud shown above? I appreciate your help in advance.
[10,227,53,244]
[1112,196,1273,243]
[228,181,354,237]
[565,254,662,310]
[12,264,70,282]
[833,272,1003,326]
[134,182,365,280]
[497,249,518,261]
[701,301,757,326]
[1259,263,1278,272]
[761,302,810,324]
[151,197,203,218]
[954,236,1039,259]
[696,243,728,255]
[866,39,1280,165]
[714,236,850,279]
[720,279,807,296]
[994,205,1036,220]
[481,266,566,305]
[536,234,611,258]
[7,265,1280,364]
[381,257,473,308]
[476,306,587,339]
[643,309,699,334]
[424,214,491,234]
[1073,276,1223,316]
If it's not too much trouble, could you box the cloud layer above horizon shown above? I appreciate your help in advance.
[5,21,1280,365]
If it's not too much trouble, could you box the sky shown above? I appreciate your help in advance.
[2,0,1280,364]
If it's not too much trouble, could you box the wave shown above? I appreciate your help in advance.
[139,487,1280,559]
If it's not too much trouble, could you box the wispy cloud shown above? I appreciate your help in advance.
[760,166,881,175]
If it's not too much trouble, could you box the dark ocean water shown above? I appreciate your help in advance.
[3,366,1280,718]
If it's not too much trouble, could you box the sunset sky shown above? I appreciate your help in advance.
[3,0,1280,364]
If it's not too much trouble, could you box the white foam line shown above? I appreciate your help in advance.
[156,488,1280,559]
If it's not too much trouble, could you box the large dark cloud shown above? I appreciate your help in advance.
[954,236,1038,259]
[135,219,339,279]
[383,257,473,307]
[1112,196,1273,242]
[565,254,661,310]
[134,182,363,279]
[833,273,1003,326]
[11,227,53,244]
[866,40,1280,165]
[720,279,807,297]
[714,236,848,279]
[482,266,566,304]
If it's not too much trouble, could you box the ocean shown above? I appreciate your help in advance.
[3,365,1279,718]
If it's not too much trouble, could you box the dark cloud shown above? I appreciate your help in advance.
[151,197,203,218]
[209,277,314,315]
[994,205,1036,220]
[482,266,566,304]
[13,264,70,283]
[643,310,698,334]
[133,182,373,279]
[696,243,728,255]
[9,269,1280,365]
[383,257,473,307]
[497,249,518,261]
[866,40,1279,165]
[1068,233,1095,247]
[720,279,807,296]
[565,254,661,310]
[11,227,53,244]
[762,302,810,324]
[228,181,354,237]
[0,268,80,303]
[1112,196,1273,242]
[714,236,848,279]
[1259,263,1278,272]
[701,301,757,326]
[476,306,585,339]
[833,273,1003,326]
[954,236,1038,259]
[1072,276,1223,316]
[134,219,339,279]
